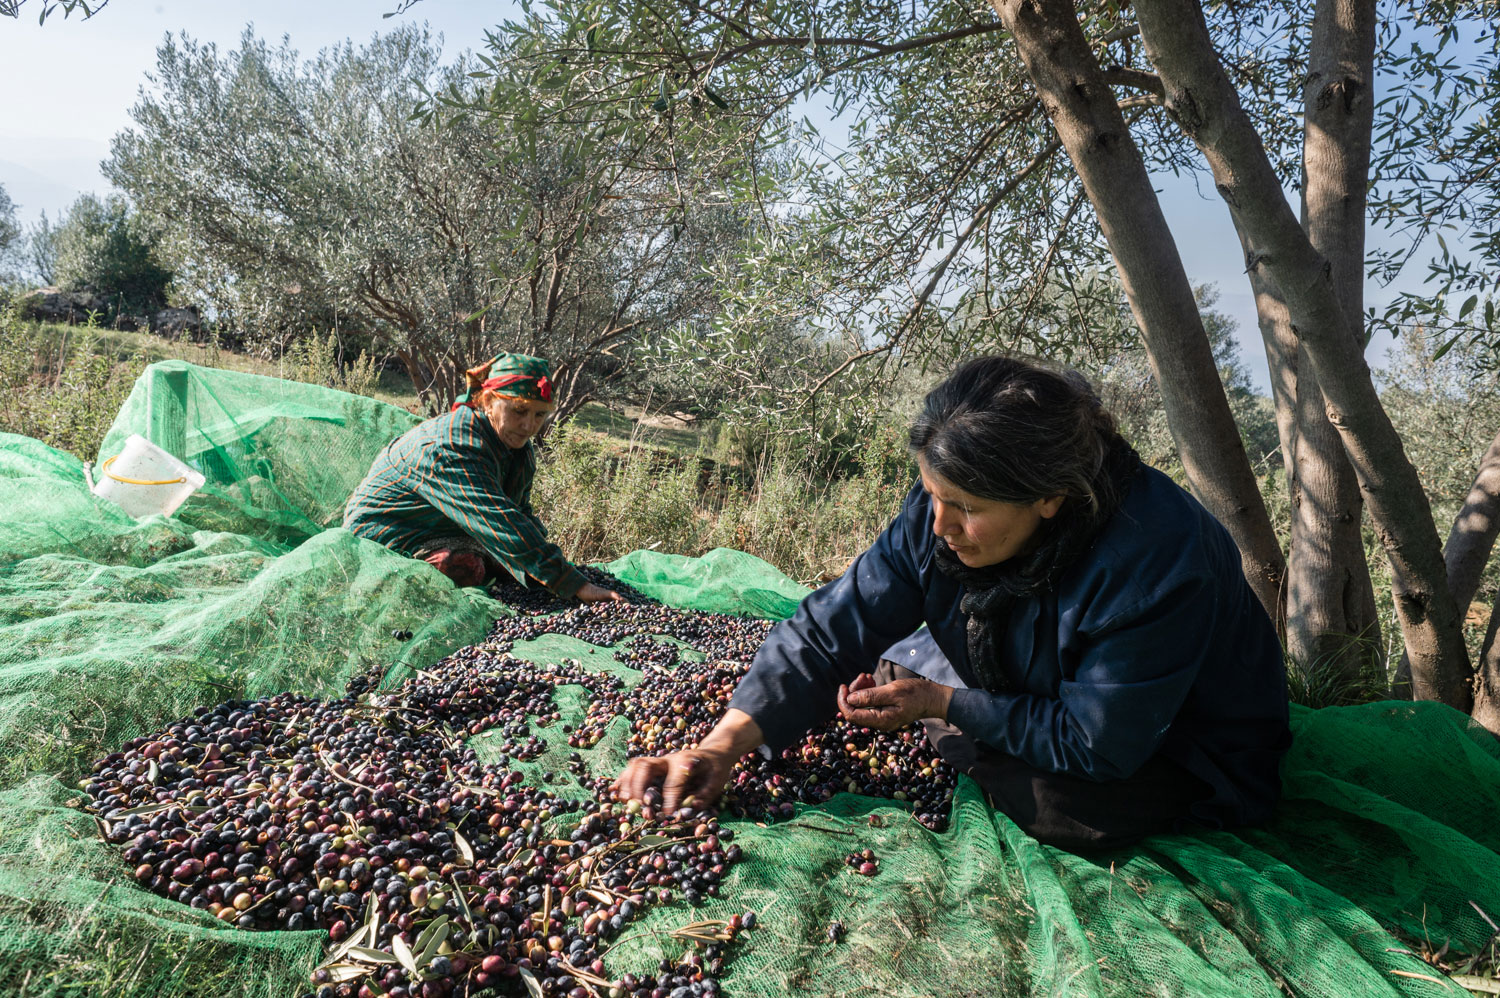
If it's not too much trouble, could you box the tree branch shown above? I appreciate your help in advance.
[1100,66,1164,98]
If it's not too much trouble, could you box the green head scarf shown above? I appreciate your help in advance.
[452,353,554,411]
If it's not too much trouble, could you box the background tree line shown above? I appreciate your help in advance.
[94,25,777,419]
[0,186,169,317]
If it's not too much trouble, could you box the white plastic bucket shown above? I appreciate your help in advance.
[91,434,206,519]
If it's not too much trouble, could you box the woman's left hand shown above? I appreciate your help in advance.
[836,672,954,730]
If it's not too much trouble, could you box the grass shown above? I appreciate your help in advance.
[532,418,912,586]
[0,313,904,587]
[20,322,423,410]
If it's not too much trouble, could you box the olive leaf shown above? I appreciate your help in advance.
[519,966,545,998]
[450,877,477,930]
[454,829,474,866]
[416,918,451,967]
[318,923,373,969]
[347,946,399,965]
[413,914,448,954]
[115,801,181,817]
[324,964,370,984]
[391,933,420,977]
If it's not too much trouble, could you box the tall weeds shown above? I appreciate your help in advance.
[0,305,140,459]
[533,423,913,586]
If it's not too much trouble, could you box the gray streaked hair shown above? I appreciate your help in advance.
[908,356,1118,512]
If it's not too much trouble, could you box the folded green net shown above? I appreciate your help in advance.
[0,361,1495,997]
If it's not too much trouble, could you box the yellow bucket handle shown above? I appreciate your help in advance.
[101,454,187,487]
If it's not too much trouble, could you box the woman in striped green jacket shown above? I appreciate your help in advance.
[343,352,622,602]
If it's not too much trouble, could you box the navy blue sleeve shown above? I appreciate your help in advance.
[728,486,931,753]
[945,573,1218,780]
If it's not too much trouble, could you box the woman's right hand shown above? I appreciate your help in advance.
[575,582,626,603]
[612,708,766,813]
[612,746,736,813]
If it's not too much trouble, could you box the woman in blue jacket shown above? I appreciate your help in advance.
[614,357,1291,850]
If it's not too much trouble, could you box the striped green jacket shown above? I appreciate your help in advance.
[343,406,586,596]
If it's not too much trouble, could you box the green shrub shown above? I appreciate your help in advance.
[0,304,142,460]
[279,333,381,399]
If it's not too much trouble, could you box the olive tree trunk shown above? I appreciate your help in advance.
[1239,224,1379,691]
[990,0,1288,626]
[1475,584,1500,732]
[1283,0,1383,688]
[1444,433,1500,619]
[1394,431,1500,695]
[1132,0,1473,712]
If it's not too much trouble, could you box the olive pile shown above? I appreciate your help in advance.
[513,603,958,831]
[85,653,747,998]
[527,602,955,832]
[491,567,652,615]
[486,603,771,672]
[572,656,956,832]
[87,596,958,998]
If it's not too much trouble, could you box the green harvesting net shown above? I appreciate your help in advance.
[0,360,1498,998]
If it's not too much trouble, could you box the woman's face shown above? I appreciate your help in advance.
[918,456,1064,568]
[483,395,556,449]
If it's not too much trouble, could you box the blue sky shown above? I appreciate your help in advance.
[0,0,1429,392]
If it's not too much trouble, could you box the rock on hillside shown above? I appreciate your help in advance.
[149,306,202,337]
[18,287,108,324]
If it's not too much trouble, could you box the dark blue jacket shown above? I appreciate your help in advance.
[729,466,1291,828]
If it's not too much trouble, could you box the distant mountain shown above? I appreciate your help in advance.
[0,136,111,223]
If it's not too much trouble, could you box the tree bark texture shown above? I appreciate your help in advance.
[1237,224,1380,671]
[990,0,1288,625]
[1445,433,1500,620]
[1474,588,1500,733]
[1133,0,1473,712]
[1283,0,1383,687]
[1401,431,1500,693]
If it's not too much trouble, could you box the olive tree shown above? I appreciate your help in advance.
[0,0,105,21]
[462,0,1500,722]
[24,211,59,287]
[51,193,172,314]
[108,25,759,414]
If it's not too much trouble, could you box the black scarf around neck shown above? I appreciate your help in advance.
[932,435,1141,693]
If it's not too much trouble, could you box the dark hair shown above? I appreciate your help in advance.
[908,356,1120,514]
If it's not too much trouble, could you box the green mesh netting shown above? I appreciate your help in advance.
[1,360,1498,998]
